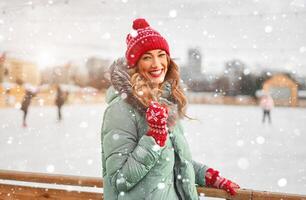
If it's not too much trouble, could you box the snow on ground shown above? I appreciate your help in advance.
[0,104,305,195]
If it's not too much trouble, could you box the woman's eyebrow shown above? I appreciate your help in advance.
[143,51,165,56]
[143,53,153,56]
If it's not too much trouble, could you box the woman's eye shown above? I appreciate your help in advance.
[142,56,151,60]
[158,54,166,57]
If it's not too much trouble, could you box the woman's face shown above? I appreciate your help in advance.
[137,49,168,87]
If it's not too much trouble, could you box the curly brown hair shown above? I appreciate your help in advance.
[129,56,187,118]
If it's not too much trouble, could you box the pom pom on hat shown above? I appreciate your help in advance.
[132,18,150,30]
[125,18,170,68]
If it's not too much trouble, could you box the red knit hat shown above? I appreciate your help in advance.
[125,18,170,68]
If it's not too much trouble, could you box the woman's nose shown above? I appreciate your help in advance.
[152,57,162,68]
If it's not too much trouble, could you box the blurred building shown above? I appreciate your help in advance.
[41,62,89,86]
[187,48,202,75]
[181,48,206,91]
[263,74,298,106]
[222,59,245,96]
[1,56,40,86]
[181,48,203,80]
[86,57,110,89]
[41,63,73,85]
[0,53,6,82]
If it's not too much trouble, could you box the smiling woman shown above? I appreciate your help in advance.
[138,49,168,85]
[100,18,240,200]
[130,49,171,107]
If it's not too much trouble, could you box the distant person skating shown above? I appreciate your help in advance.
[21,90,36,127]
[55,85,68,121]
[260,93,274,124]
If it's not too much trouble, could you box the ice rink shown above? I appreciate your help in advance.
[0,104,305,195]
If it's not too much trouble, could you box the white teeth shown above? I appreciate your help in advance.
[150,70,162,75]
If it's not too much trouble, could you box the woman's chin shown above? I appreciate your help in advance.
[151,77,165,85]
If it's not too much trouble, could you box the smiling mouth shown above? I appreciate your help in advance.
[149,69,163,78]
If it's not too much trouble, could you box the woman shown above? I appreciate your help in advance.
[21,89,36,127]
[259,93,274,124]
[101,18,240,200]
[55,84,68,121]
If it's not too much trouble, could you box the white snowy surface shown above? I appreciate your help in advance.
[0,104,305,195]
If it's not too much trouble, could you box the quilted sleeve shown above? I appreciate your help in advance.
[102,102,164,192]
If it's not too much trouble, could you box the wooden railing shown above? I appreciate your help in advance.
[0,170,305,200]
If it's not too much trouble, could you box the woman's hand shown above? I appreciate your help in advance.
[218,178,240,195]
[146,101,169,146]
[205,168,240,195]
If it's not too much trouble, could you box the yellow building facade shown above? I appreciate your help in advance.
[3,58,41,86]
[0,57,41,107]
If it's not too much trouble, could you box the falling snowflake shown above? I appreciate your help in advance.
[243,68,251,75]
[121,93,127,99]
[294,129,301,136]
[112,134,120,140]
[38,99,44,106]
[79,121,88,128]
[278,178,287,187]
[7,136,13,144]
[169,9,177,18]
[256,136,265,144]
[87,159,93,165]
[299,46,306,53]
[152,144,160,152]
[265,25,273,33]
[236,140,244,147]
[46,165,55,173]
[15,103,21,109]
[237,158,249,170]
[157,182,165,189]
[117,177,125,184]
[182,178,189,183]
[157,21,164,26]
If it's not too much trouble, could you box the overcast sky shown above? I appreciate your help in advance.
[0,0,306,75]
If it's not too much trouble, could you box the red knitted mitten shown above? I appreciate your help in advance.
[205,168,240,195]
[146,101,169,147]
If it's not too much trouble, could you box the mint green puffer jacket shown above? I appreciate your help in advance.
[101,58,209,200]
